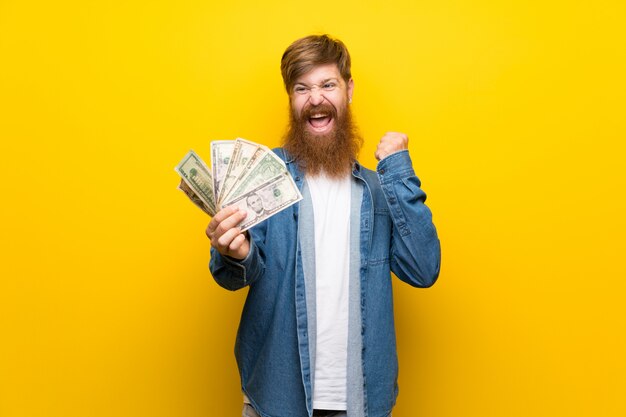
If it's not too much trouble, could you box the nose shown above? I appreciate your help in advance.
[309,88,325,106]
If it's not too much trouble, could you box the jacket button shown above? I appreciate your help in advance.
[379,169,385,175]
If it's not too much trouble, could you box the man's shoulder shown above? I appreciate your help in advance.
[354,160,379,183]
[271,146,285,155]
[271,147,291,163]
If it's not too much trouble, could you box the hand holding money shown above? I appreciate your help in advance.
[205,206,250,260]
[175,138,302,232]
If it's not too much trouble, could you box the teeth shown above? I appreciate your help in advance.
[311,113,327,118]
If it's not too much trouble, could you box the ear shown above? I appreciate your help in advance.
[347,78,354,102]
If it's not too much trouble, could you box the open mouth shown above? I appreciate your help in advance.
[301,102,338,134]
[307,112,333,132]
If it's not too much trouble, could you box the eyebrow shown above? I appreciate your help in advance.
[294,78,339,87]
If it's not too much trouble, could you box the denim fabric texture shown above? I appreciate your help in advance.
[210,149,441,417]
[244,404,361,417]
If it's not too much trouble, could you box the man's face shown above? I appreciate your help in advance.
[247,194,264,214]
[290,63,354,137]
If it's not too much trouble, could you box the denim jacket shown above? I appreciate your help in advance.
[210,149,441,417]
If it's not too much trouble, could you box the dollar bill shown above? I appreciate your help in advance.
[222,150,288,205]
[224,171,302,231]
[218,138,260,206]
[176,139,299,227]
[210,140,235,204]
[178,179,213,216]
[174,150,217,215]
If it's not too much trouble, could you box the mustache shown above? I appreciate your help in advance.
[284,103,363,178]
[299,102,337,120]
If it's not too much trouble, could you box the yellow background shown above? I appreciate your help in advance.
[1,1,625,416]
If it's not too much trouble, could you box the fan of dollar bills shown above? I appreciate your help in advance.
[175,138,302,231]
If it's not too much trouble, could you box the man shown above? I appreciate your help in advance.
[206,35,441,417]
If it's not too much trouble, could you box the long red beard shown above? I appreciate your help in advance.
[283,102,363,178]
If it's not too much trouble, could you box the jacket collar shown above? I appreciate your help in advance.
[279,147,363,176]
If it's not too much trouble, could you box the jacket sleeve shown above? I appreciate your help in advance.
[377,150,441,287]
[209,225,267,291]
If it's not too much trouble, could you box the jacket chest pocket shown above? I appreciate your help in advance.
[368,208,391,265]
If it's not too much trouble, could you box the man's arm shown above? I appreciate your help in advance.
[376,133,441,287]
[206,206,265,290]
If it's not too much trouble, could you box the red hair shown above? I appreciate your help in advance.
[280,34,352,93]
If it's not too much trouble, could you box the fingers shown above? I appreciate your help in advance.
[229,233,248,252]
[209,209,246,242]
[214,226,241,250]
[226,232,251,260]
[376,132,409,161]
[206,205,239,237]
[206,206,248,256]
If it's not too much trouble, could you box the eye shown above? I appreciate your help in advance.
[294,85,308,94]
[323,82,336,90]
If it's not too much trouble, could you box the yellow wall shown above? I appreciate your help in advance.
[1,1,625,416]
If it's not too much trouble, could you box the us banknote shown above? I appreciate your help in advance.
[176,140,300,230]
[210,140,235,204]
[218,138,261,206]
[178,179,213,216]
[222,150,288,205]
[223,171,302,231]
[175,150,216,216]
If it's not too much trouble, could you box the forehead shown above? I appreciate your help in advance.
[294,63,343,85]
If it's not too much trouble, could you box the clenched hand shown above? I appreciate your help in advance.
[206,206,250,260]
[375,132,409,161]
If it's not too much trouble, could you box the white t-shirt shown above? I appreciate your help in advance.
[306,173,351,410]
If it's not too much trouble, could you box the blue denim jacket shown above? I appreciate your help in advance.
[210,149,441,417]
